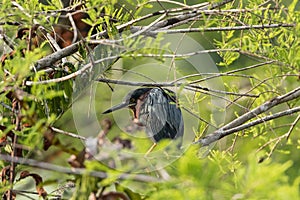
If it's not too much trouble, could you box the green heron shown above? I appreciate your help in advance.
[102,87,184,154]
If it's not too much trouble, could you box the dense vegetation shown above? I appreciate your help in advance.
[0,0,299,199]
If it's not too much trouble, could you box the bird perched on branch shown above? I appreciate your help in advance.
[102,87,184,154]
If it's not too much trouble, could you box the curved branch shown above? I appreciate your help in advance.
[28,55,120,85]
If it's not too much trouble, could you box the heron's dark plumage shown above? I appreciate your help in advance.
[103,87,184,144]
[138,88,183,142]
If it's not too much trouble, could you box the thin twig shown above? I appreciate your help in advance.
[256,114,300,157]
[27,55,120,85]
[67,12,78,44]
[95,78,257,97]
[188,60,275,84]
[50,127,86,140]
[0,31,16,51]
[153,23,295,34]
[286,114,300,140]
[34,0,233,70]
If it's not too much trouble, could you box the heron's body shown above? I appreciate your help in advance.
[103,87,184,151]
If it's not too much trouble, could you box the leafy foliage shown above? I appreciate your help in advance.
[0,0,299,199]
[148,148,300,200]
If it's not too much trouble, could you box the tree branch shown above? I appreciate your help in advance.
[28,55,120,85]
[196,87,300,146]
[50,127,86,140]
[34,0,233,70]
[95,78,258,97]
[0,154,160,183]
[152,23,295,34]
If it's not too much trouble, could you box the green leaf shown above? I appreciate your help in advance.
[116,183,144,200]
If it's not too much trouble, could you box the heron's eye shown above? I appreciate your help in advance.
[130,98,135,103]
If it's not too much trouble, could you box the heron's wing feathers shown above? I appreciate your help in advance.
[139,88,183,142]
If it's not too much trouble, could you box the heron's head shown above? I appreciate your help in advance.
[102,88,153,114]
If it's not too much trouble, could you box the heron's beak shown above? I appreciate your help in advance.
[102,102,128,114]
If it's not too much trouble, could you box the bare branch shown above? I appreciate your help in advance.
[28,55,120,85]
[0,154,160,183]
[256,114,300,159]
[95,78,258,97]
[34,0,233,70]
[0,31,16,51]
[35,43,80,70]
[286,114,300,140]
[196,87,300,146]
[152,23,295,34]
[50,127,86,140]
